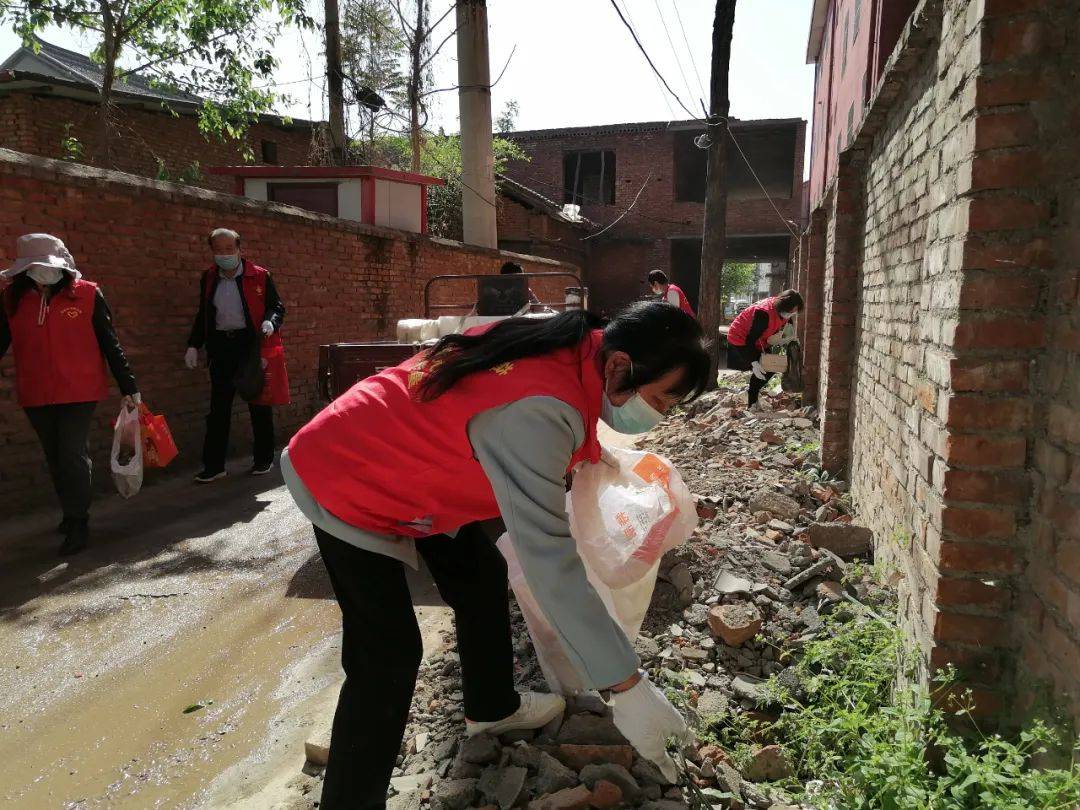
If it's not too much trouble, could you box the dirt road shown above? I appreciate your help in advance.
[0,467,452,809]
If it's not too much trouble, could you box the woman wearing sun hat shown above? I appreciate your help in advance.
[0,233,140,555]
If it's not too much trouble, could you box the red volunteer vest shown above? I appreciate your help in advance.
[7,279,110,407]
[288,330,606,538]
[202,261,269,331]
[727,297,784,352]
[668,284,696,318]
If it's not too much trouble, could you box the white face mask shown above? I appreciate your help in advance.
[779,310,795,321]
[27,266,63,286]
[600,360,666,434]
[602,392,664,434]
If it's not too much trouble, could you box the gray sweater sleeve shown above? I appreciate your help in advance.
[469,396,640,690]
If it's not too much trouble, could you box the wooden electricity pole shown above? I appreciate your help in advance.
[325,0,347,164]
[698,0,737,384]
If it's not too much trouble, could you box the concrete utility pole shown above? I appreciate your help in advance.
[324,0,347,165]
[699,0,737,384]
[456,0,497,248]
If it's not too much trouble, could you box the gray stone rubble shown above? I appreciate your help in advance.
[307,387,889,809]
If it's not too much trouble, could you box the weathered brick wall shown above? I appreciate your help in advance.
[1012,0,1080,720]
[0,149,579,515]
[0,92,316,194]
[845,0,954,679]
[809,0,1080,721]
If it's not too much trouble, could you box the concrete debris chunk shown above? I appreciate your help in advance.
[433,778,479,810]
[808,522,873,558]
[460,733,501,764]
[553,744,634,771]
[556,713,628,746]
[579,762,641,802]
[527,784,593,810]
[714,570,756,595]
[744,745,793,782]
[748,490,801,521]
[478,765,527,809]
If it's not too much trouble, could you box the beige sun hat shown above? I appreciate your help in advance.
[2,233,81,280]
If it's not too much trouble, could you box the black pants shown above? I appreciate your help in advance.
[203,333,274,472]
[25,402,97,522]
[315,522,520,810]
[727,344,773,406]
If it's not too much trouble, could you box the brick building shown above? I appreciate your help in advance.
[0,38,319,194]
[497,118,806,316]
[797,0,1080,722]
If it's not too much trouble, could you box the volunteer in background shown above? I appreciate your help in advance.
[500,260,553,313]
[726,288,804,410]
[648,269,696,318]
[283,302,708,809]
[0,233,139,555]
[184,228,285,482]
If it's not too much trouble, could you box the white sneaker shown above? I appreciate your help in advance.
[747,401,764,414]
[465,691,565,737]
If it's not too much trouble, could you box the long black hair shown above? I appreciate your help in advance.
[418,300,711,402]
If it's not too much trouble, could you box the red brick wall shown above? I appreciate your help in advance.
[0,148,580,515]
[806,0,1080,722]
[0,92,316,194]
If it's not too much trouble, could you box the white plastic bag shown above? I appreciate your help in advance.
[111,404,143,498]
[569,448,698,588]
[500,447,697,694]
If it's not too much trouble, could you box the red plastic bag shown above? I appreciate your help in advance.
[139,402,179,468]
[251,336,290,406]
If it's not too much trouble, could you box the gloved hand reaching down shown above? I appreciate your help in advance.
[609,674,695,783]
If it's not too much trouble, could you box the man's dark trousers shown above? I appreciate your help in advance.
[203,330,273,473]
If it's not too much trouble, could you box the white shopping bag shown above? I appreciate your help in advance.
[111,404,143,498]
[499,447,697,694]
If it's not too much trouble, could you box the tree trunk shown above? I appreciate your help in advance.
[325,0,346,165]
[408,0,424,172]
[698,0,737,386]
[97,0,119,167]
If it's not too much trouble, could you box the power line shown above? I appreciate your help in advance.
[607,0,701,122]
[582,173,653,241]
[615,0,676,120]
[651,0,698,111]
[670,0,707,101]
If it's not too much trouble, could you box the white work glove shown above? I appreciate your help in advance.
[751,360,767,380]
[261,320,275,336]
[185,347,199,369]
[610,676,694,783]
[121,392,141,411]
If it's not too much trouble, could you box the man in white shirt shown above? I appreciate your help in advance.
[184,228,286,482]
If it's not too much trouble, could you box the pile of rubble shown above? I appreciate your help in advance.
[307,385,891,809]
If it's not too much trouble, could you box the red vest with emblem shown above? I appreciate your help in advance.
[668,284,696,318]
[288,330,605,537]
[202,261,269,331]
[6,279,110,407]
[727,296,784,352]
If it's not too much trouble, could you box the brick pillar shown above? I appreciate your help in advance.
[798,208,826,406]
[818,155,864,475]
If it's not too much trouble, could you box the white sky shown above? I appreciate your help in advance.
[1,0,815,158]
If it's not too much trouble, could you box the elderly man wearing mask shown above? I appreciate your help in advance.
[0,233,139,555]
[185,228,285,482]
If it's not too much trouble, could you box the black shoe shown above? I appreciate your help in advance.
[59,520,88,556]
[195,469,227,484]
[250,461,274,476]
